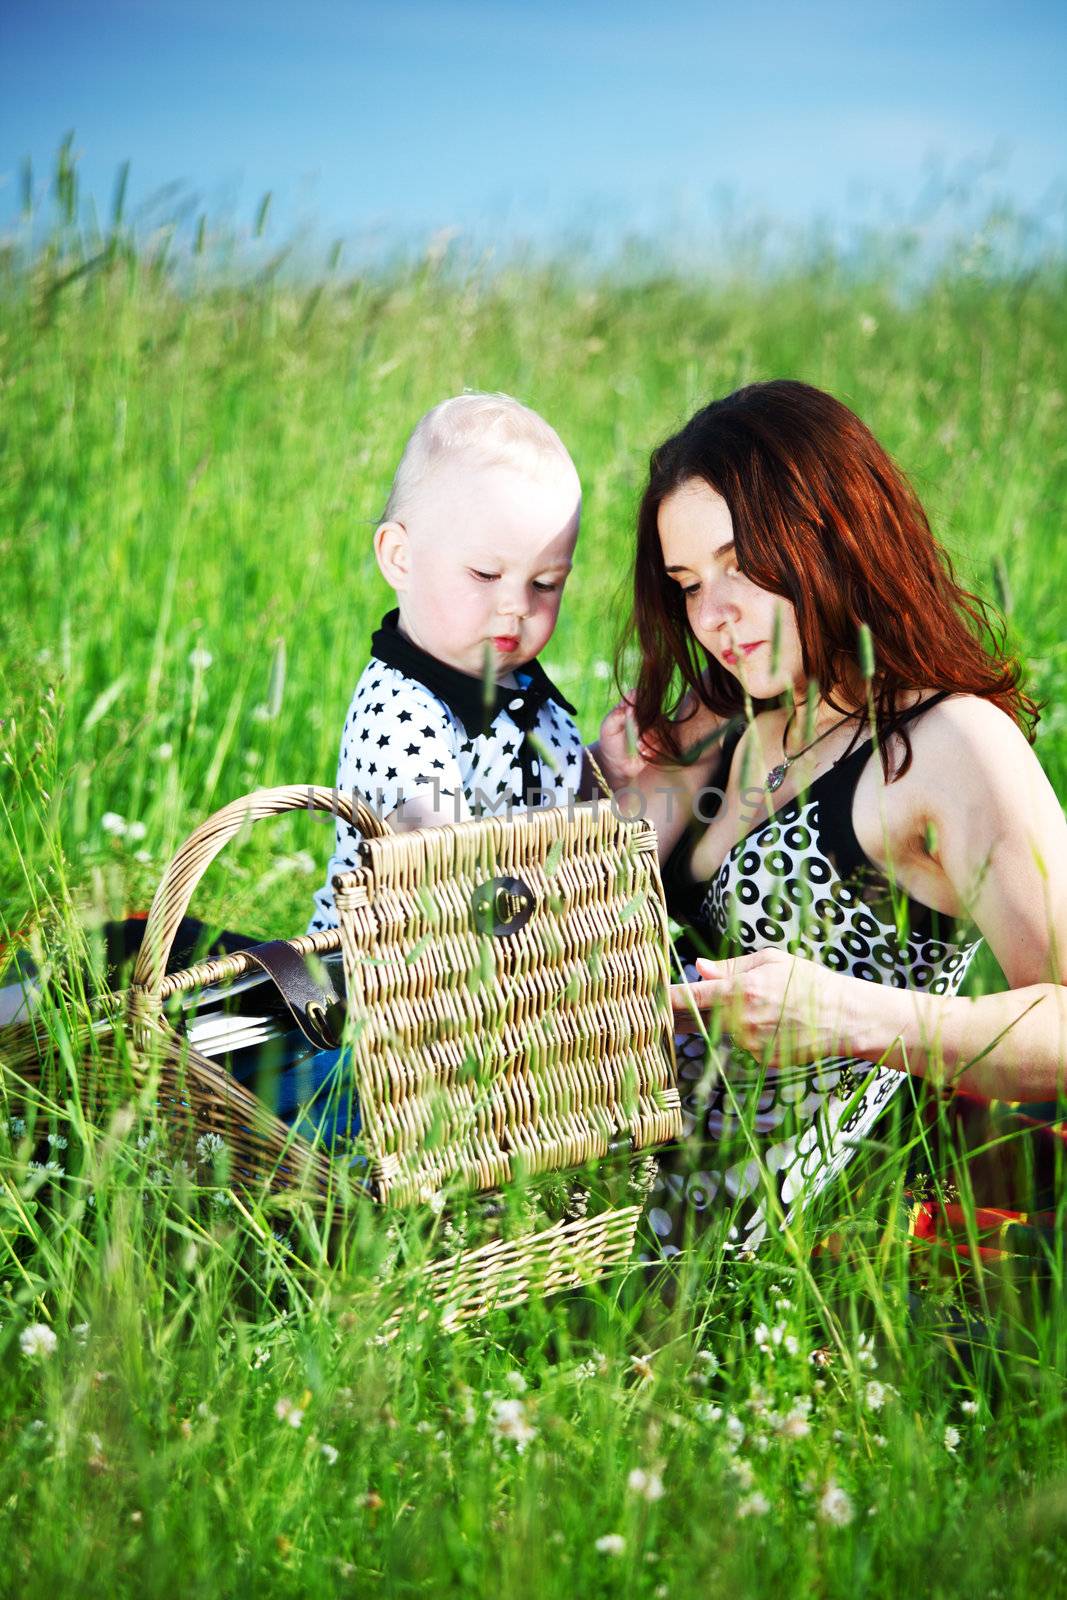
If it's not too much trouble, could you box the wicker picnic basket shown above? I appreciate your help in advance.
[13,785,683,1325]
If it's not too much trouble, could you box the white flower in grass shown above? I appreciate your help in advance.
[783,1334,800,1357]
[72,1321,90,1344]
[489,1397,536,1452]
[320,1442,339,1465]
[46,1133,68,1151]
[155,741,174,761]
[858,312,878,338]
[960,1399,979,1416]
[737,1491,771,1518]
[857,1333,877,1369]
[776,1408,811,1441]
[195,1131,226,1165]
[944,1425,960,1453]
[504,1370,527,1393]
[729,1457,755,1489]
[627,1467,665,1502]
[725,1414,745,1449]
[595,1534,625,1556]
[865,1381,887,1412]
[592,660,612,680]
[188,647,213,672]
[818,1481,854,1527]
[695,1402,722,1424]
[125,820,147,843]
[274,1396,304,1428]
[101,812,127,837]
[20,1323,57,1359]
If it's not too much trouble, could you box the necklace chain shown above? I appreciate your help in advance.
[764,707,861,793]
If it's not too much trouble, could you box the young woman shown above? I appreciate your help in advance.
[594,380,1067,1253]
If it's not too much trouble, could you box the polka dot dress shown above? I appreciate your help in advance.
[649,694,982,1255]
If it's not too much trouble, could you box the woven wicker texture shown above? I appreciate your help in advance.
[334,803,681,1206]
[384,1204,644,1334]
[4,785,681,1325]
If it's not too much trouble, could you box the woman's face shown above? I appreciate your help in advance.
[658,479,804,699]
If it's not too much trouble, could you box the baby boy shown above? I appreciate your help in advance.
[308,392,587,931]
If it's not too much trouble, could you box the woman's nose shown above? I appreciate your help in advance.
[696,584,738,633]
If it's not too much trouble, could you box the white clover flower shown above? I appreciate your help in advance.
[20,1323,58,1359]
[944,1425,960,1453]
[818,1481,854,1527]
[489,1396,536,1452]
[695,1402,722,1423]
[783,1334,800,1358]
[595,1534,625,1556]
[627,1467,665,1502]
[873,1434,887,1448]
[857,1333,877,1369]
[321,1442,339,1465]
[274,1396,304,1428]
[251,703,273,724]
[101,812,127,836]
[195,1131,226,1164]
[46,1133,68,1151]
[753,1322,772,1352]
[696,1349,719,1372]
[777,1408,811,1441]
[728,1457,755,1489]
[737,1491,771,1518]
[960,1399,979,1416]
[504,1370,527,1393]
[125,820,147,843]
[865,1380,887,1412]
[72,1321,90,1344]
[251,1346,271,1369]
[188,647,213,671]
[725,1414,745,1447]
[155,741,173,761]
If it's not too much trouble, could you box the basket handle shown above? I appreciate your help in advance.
[131,785,389,1002]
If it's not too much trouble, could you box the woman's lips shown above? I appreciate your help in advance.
[722,640,764,666]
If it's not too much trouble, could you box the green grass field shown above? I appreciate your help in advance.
[3,184,1067,1597]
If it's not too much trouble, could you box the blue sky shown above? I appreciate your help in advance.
[2,0,1065,256]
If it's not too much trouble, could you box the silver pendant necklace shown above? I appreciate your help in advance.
[765,707,861,793]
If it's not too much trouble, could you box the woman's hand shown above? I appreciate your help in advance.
[670,950,884,1070]
[594,697,660,786]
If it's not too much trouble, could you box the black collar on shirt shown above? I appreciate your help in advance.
[370,609,578,739]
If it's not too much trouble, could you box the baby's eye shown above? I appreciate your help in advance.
[532,579,559,594]
[470,569,500,583]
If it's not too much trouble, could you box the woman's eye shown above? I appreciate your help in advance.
[682,582,700,598]
[471,570,499,583]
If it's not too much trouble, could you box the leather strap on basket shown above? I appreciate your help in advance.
[242,941,345,1051]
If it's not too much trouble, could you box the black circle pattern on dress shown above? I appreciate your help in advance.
[649,791,981,1255]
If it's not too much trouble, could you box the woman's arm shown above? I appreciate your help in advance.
[673,699,1067,1100]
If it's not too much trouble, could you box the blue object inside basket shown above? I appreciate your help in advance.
[224,1031,363,1156]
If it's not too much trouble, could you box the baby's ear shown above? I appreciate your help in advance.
[374,521,410,589]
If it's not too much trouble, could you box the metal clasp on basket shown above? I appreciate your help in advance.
[471,875,536,937]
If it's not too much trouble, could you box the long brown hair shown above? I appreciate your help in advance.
[627,380,1038,774]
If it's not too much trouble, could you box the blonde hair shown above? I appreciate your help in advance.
[383,392,577,522]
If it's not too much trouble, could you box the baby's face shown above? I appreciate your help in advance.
[383,457,580,678]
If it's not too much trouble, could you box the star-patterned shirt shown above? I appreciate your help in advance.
[308,610,586,931]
